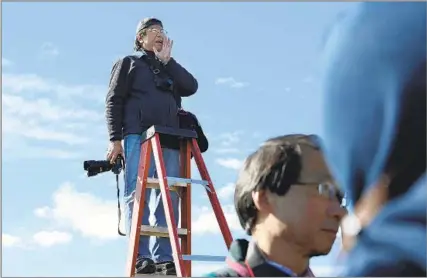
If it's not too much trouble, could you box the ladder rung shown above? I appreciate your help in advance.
[182,255,226,262]
[140,225,188,237]
[146,177,209,191]
[146,179,179,192]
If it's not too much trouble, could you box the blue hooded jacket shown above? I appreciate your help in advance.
[320,2,426,276]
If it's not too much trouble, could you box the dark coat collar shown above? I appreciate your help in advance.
[245,240,294,277]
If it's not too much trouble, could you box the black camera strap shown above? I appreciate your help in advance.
[116,174,126,236]
[140,54,183,109]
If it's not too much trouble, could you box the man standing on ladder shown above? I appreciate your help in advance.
[105,17,198,275]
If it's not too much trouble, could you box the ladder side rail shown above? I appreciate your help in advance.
[179,140,192,276]
[191,138,234,248]
[126,141,153,277]
[151,134,187,277]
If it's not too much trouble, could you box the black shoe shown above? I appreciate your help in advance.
[155,261,176,276]
[136,257,156,274]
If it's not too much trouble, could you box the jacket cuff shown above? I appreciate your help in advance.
[109,134,122,142]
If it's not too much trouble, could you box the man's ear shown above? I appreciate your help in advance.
[252,190,271,213]
[137,31,146,43]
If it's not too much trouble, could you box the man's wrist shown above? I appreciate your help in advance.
[109,136,122,142]
[161,57,171,65]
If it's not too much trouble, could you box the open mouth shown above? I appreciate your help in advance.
[155,39,163,44]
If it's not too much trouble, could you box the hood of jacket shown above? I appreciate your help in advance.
[319,2,426,276]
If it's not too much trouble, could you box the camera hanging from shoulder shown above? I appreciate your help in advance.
[141,55,209,153]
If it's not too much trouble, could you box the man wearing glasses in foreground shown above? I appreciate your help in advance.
[206,134,347,277]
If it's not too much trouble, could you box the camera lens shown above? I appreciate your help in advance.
[83,161,92,170]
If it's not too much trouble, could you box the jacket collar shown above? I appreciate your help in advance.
[245,240,294,277]
[246,240,315,277]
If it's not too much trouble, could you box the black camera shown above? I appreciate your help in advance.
[83,155,123,177]
[155,77,174,92]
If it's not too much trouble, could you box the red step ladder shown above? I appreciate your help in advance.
[125,125,234,277]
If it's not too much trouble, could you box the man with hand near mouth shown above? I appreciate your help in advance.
[206,134,347,277]
[105,17,198,275]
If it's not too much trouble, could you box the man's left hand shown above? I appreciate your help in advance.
[154,36,173,64]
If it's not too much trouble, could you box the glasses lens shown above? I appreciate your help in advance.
[152,28,166,34]
[318,183,332,198]
[319,183,346,206]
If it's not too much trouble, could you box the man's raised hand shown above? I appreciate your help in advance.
[154,36,173,64]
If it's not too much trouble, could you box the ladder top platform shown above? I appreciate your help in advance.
[141,125,198,142]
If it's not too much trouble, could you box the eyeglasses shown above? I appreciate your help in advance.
[318,182,346,207]
[146,28,168,35]
[298,182,346,207]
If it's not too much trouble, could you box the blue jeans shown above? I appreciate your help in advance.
[123,134,180,263]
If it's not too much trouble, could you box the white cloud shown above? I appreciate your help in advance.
[215,158,243,170]
[218,183,235,200]
[2,57,13,67]
[32,230,72,247]
[2,233,23,248]
[2,73,51,92]
[40,42,59,58]
[2,93,100,146]
[216,131,242,147]
[3,135,83,161]
[2,72,107,160]
[34,206,52,218]
[215,77,249,89]
[2,73,105,103]
[192,205,241,235]
[3,94,103,122]
[3,116,88,145]
[34,182,124,241]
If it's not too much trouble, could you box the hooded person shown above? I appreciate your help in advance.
[319,2,426,276]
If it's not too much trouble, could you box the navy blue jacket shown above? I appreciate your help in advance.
[105,51,198,141]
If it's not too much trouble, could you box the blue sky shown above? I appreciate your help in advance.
[2,2,356,276]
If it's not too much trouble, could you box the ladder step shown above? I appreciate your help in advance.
[146,177,209,191]
[182,255,226,262]
[140,225,188,237]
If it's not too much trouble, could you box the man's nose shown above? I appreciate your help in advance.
[328,201,348,220]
